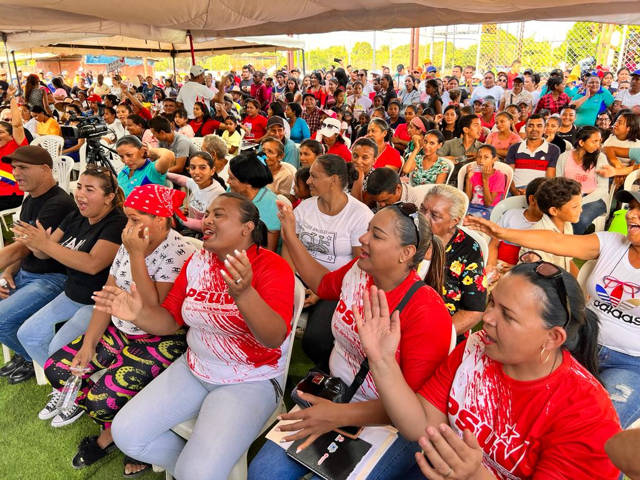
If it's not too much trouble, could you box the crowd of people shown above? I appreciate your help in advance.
[0,57,638,479]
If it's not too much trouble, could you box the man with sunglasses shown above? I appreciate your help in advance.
[0,146,77,383]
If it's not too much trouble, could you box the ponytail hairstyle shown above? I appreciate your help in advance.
[573,126,602,171]
[229,151,273,188]
[81,165,125,208]
[369,117,392,142]
[315,154,355,190]
[219,192,268,248]
[387,202,445,293]
[509,262,600,378]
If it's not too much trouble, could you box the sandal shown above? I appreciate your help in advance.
[123,455,151,478]
[72,435,116,469]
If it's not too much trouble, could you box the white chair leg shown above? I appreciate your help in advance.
[163,469,173,480]
[227,452,248,480]
[2,344,11,363]
[34,361,47,385]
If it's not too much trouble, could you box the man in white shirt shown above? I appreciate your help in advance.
[616,70,640,109]
[176,65,214,119]
[470,71,504,104]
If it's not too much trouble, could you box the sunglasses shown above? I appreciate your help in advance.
[519,251,572,328]
[84,164,117,194]
[391,202,420,246]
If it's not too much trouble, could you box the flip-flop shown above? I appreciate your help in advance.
[72,436,116,469]
[123,455,152,478]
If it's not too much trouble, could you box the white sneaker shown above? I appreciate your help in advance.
[38,390,62,420]
[51,404,84,428]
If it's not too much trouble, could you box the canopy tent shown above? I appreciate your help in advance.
[0,0,638,44]
[6,34,305,58]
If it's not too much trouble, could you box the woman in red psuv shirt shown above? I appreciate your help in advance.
[358,261,621,480]
[100,192,295,480]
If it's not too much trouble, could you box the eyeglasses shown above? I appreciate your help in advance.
[519,251,572,329]
[391,202,420,246]
[321,122,339,130]
[84,164,117,194]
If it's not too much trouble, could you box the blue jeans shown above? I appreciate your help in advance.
[599,346,640,428]
[17,292,93,366]
[112,354,281,480]
[47,305,94,359]
[573,199,607,235]
[248,433,423,480]
[0,269,66,361]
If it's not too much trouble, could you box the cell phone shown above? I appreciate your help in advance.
[335,425,363,440]
[333,58,342,63]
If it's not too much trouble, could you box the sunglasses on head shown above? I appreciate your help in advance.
[519,251,572,329]
[391,202,420,246]
[84,164,117,193]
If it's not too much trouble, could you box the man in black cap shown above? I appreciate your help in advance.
[0,145,76,383]
[264,116,300,168]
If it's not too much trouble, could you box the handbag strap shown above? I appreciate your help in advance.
[345,280,425,401]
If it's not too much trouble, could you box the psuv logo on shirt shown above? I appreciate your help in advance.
[593,275,640,325]
[335,299,356,327]
[186,288,232,304]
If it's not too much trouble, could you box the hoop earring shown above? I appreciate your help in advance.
[540,346,551,364]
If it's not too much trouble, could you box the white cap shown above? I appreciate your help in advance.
[190,65,205,77]
[317,117,342,138]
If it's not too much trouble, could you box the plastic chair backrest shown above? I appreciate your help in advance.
[443,158,455,185]
[489,195,528,224]
[191,136,205,150]
[576,259,597,298]
[460,225,489,264]
[31,135,63,161]
[53,156,74,193]
[624,170,640,192]
[276,194,292,208]
[456,161,513,195]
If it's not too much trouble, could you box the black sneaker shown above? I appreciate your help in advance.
[51,404,84,428]
[8,360,34,384]
[39,389,62,420]
[0,354,24,377]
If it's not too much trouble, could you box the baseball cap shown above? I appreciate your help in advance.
[266,116,286,130]
[4,145,53,167]
[87,94,101,103]
[631,69,640,77]
[190,65,205,77]
[317,117,342,137]
[52,88,68,101]
[230,85,242,93]
[426,66,437,73]
[616,189,640,205]
[513,75,524,83]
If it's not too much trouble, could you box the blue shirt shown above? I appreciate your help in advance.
[252,187,280,232]
[283,138,300,169]
[572,89,614,127]
[629,148,640,165]
[290,117,310,144]
[117,159,167,198]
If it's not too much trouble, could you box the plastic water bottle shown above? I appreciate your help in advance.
[56,369,87,411]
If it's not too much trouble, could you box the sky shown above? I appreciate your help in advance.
[295,21,576,51]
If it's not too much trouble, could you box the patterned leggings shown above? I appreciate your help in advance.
[45,324,187,428]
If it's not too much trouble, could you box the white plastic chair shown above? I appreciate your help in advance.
[165,277,307,480]
[191,136,205,150]
[276,194,292,208]
[624,170,640,192]
[456,161,513,195]
[576,259,597,299]
[52,155,75,193]
[443,158,455,185]
[460,225,489,264]
[31,135,63,161]
[489,195,528,225]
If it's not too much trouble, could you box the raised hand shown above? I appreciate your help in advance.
[354,286,401,366]
[276,200,296,238]
[122,223,150,256]
[92,283,144,322]
[220,249,253,299]
[462,215,504,239]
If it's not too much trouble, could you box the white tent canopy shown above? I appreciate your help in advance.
[0,0,638,44]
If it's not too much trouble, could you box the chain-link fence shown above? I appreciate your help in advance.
[425,22,640,75]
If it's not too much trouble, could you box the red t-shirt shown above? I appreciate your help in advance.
[394,123,411,142]
[373,143,402,170]
[327,140,352,163]
[317,258,452,401]
[189,118,221,137]
[0,138,27,197]
[162,245,295,383]
[420,332,621,480]
[242,115,268,142]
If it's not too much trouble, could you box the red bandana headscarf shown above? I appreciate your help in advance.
[124,184,187,221]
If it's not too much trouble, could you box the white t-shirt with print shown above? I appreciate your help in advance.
[185,178,225,220]
[602,135,640,167]
[294,195,373,271]
[588,232,640,356]
[109,229,195,335]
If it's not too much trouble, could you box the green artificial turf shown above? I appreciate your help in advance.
[0,339,314,480]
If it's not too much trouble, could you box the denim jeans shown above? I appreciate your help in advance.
[572,199,607,235]
[17,292,93,366]
[46,305,94,360]
[599,346,640,428]
[0,269,66,361]
[111,354,281,480]
[248,432,423,480]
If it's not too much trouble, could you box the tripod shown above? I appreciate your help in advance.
[84,136,118,177]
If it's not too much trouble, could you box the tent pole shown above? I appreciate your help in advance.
[1,33,13,88]
[170,49,177,80]
[10,51,21,95]
[302,49,306,75]
[187,30,195,65]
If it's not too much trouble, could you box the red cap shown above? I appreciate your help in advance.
[87,94,102,103]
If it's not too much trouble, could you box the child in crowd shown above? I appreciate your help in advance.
[221,116,242,155]
[261,136,296,197]
[298,138,324,167]
[486,177,545,286]
[292,166,311,208]
[352,111,370,141]
[173,109,194,138]
[486,111,521,159]
[167,151,226,234]
[465,144,507,219]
